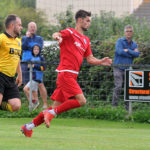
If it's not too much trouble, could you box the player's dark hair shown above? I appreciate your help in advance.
[5,14,18,28]
[75,10,91,21]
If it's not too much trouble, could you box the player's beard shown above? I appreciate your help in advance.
[14,28,20,37]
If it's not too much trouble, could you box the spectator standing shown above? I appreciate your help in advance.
[23,43,46,111]
[21,22,48,108]
[112,25,140,110]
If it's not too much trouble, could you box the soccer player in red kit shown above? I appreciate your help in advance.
[21,9,112,137]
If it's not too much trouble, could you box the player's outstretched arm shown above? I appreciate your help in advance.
[86,55,112,66]
[52,32,62,43]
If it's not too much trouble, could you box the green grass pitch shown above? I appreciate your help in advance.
[0,118,150,150]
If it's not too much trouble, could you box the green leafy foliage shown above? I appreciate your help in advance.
[19,0,36,8]
[1,101,150,123]
[55,5,75,30]
[0,0,49,38]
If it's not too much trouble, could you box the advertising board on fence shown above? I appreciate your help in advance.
[125,70,150,102]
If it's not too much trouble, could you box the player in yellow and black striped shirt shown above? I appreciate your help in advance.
[0,14,23,112]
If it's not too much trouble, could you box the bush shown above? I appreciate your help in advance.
[1,100,150,123]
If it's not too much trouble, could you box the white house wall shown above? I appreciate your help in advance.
[36,0,143,24]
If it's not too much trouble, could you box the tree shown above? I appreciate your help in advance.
[0,0,48,37]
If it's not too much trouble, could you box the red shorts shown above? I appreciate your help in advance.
[51,72,83,103]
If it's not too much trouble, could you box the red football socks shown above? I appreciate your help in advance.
[32,106,52,127]
[32,99,80,126]
[54,99,80,114]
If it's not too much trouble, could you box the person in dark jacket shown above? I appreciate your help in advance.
[21,22,48,108]
[112,25,140,110]
[23,43,46,111]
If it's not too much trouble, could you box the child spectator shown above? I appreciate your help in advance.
[23,43,46,111]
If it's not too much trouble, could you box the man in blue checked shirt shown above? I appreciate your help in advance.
[112,25,140,110]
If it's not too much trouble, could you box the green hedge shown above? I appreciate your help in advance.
[1,101,150,123]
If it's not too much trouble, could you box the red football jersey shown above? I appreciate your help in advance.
[56,28,92,73]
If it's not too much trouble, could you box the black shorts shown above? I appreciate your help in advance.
[0,72,20,102]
